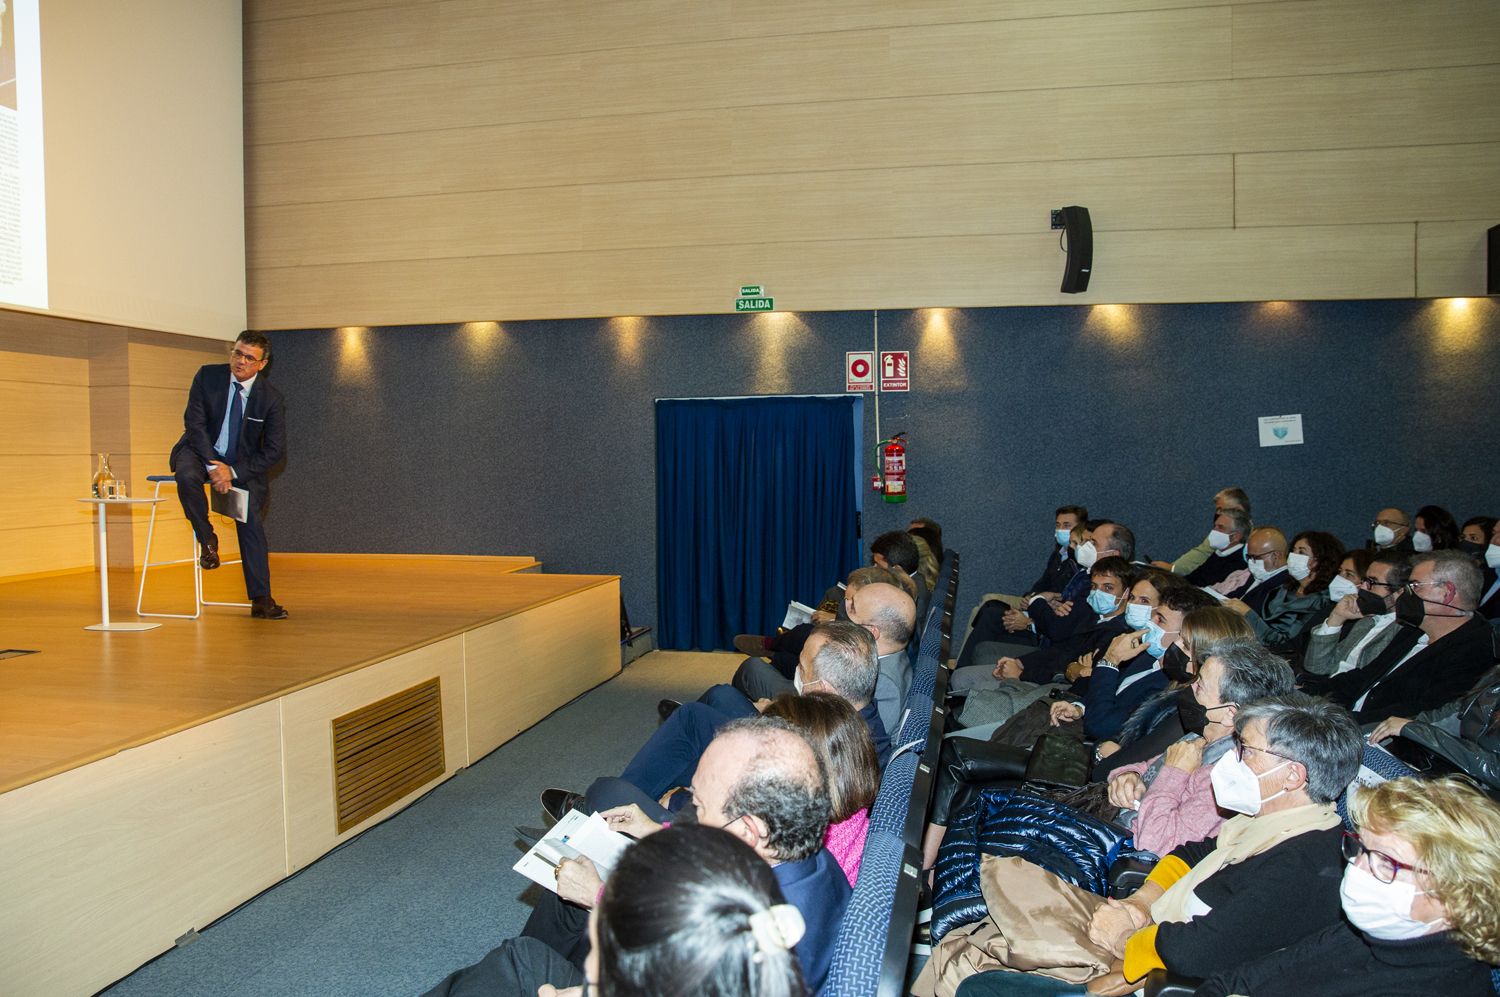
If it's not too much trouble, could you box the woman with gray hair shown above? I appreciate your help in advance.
[1077,693,1364,995]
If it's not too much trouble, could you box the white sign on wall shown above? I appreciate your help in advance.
[1258,413,1304,447]
[846,352,874,392]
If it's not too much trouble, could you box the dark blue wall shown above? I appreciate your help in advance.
[263,298,1499,637]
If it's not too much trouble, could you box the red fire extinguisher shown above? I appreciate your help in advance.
[872,433,908,503]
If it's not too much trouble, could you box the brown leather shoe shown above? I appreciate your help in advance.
[733,633,770,657]
[250,596,288,620]
[199,537,220,570]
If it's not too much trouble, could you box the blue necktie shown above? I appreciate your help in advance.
[224,385,244,465]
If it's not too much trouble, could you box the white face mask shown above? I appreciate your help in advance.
[1373,524,1396,546]
[1247,557,1274,583]
[1124,602,1152,629]
[1286,552,1312,581]
[1207,529,1232,551]
[1340,862,1445,940]
[1327,575,1359,602]
[793,670,806,695]
[1075,540,1099,570]
[1209,751,1290,816]
[1410,530,1433,553]
[1486,544,1500,570]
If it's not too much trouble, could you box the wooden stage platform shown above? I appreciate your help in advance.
[0,554,621,996]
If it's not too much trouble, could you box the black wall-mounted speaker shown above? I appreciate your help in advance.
[1059,205,1092,294]
[1488,223,1498,295]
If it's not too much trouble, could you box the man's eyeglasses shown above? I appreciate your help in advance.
[1361,576,1398,590]
[230,348,265,364]
[1230,732,1295,765]
[1342,831,1424,884]
[1371,519,1406,530]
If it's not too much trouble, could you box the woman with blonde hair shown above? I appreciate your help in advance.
[1193,775,1500,996]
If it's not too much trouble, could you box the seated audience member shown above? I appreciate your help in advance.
[575,622,886,821]
[1459,514,1496,558]
[1168,486,1252,576]
[908,517,944,595]
[1194,776,1500,997]
[762,692,879,886]
[1090,604,1256,780]
[1412,503,1460,553]
[520,717,849,994]
[1181,506,1251,589]
[944,694,1363,997]
[1480,517,1500,621]
[954,507,1088,668]
[910,516,945,560]
[950,556,1136,696]
[1210,525,1288,603]
[1048,585,1216,742]
[1326,551,1497,725]
[870,528,927,612]
[1301,551,1410,679]
[734,564,903,679]
[727,583,914,737]
[1020,522,1137,648]
[424,824,809,997]
[1369,505,1415,554]
[1368,664,1500,794]
[1104,639,1295,856]
[1222,530,1341,649]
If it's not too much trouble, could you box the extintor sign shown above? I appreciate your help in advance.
[880,351,910,392]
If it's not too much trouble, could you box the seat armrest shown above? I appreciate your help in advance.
[1143,968,1203,997]
[1107,855,1158,899]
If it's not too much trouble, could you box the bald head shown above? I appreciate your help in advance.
[847,581,916,655]
[695,717,831,863]
[1246,526,1288,570]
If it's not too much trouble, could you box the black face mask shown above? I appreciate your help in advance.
[1161,644,1195,684]
[1176,687,1209,735]
[1355,589,1388,618]
[1458,540,1486,558]
[1395,591,1425,627]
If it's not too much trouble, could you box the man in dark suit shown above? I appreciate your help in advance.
[170,331,288,619]
[1327,551,1496,725]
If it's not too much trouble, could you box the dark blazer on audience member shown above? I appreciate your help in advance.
[1479,567,1500,621]
[1028,570,1097,645]
[1326,616,1498,725]
[1028,546,1079,597]
[1192,920,1494,997]
[1081,650,1165,741]
[775,847,852,995]
[1018,615,1131,686]
[1183,546,1246,589]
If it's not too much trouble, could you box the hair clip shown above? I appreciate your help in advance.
[747,903,805,957]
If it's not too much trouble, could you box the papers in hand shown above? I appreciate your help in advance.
[514,809,633,893]
[210,485,250,523]
[782,600,816,629]
[1200,585,1227,602]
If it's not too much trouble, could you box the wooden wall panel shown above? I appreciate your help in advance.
[1230,65,1500,153]
[3,525,96,578]
[1417,221,1496,299]
[0,702,287,997]
[282,636,467,872]
[1233,0,1500,78]
[244,0,1500,324]
[465,580,619,761]
[251,155,1232,269]
[250,222,1416,330]
[248,0,409,21]
[1237,143,1500,227]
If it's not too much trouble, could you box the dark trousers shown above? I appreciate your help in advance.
[956,600,1039,669]
[421,935,584,997]
[617,700,739,799]
[172,445,273,600]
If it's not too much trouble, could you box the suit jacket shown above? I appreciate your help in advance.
[171,363,287,502]
[1479,568,1500,621]
[872,648,912,742]
[1082,649,1165,741]
[1028,546,1078,596]
[1327,616,1498,724]
[774,848,851,996]
[1301,614,1401,677]
[1028,567,1096,645]
[1184,546,1247,588]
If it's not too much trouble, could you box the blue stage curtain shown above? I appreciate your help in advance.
[656,395,862,651]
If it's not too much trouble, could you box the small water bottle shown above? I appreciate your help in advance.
[92,453,117,498]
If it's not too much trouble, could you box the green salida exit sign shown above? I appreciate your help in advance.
[736,285,772,311]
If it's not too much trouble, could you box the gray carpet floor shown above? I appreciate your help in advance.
[101,649,740,997]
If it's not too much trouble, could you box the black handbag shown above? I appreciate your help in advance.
[1023,732,1091,788]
